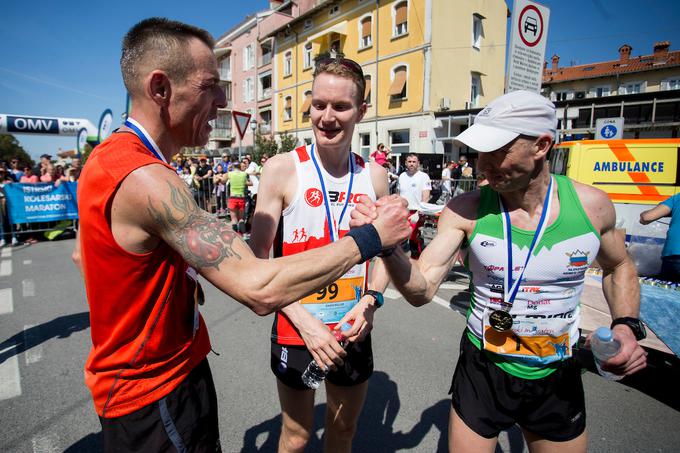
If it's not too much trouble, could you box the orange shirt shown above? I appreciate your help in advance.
[78,132,210,418]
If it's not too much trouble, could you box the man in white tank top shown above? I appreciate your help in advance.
[250,57,400,453]
[352,90,648,453]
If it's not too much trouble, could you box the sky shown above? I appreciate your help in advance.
[2,0,680,161]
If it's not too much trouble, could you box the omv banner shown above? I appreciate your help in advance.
[4,182,78,223]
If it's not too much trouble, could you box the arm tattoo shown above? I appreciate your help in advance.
[147,181,242,269]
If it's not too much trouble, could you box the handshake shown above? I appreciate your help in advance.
[350,195,411,252]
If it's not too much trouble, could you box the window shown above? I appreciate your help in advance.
[359,16,372,49]
[470,73,481,107]
[243,77,254,102]
[260,42,272,66]
[219,58,231,80]
[552,90,573,102]
[259,73,272,100]
[304,19,313,30]
[359,133,371,159]
[243,44,254,70]
[661,77,680,90]
[329,4,340,16]
[304,43,313,69]
[330,39,341,57]
[472,14,483,49]
[588,85,610,98]
[388,66,407,100]
[284,51,292,77]
[284,96,292,121]
[300,91,312,119]
[389,129,410,154]
[393,2,408,37]
[364,75,372,105]
[619,82,644,95]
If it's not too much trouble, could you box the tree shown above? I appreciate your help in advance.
[0,134,34,168]
[254,131,279,159]
[278,131,298,154]
[80,144,94,166]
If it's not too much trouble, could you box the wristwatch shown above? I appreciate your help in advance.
[610,317,647,341]
[364,290,384,309]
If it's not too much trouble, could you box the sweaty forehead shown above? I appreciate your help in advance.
[312,73,358,99]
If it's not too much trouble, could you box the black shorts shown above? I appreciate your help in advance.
[271,334,374,390]
[450,332,586,442]
[99,359,221,453]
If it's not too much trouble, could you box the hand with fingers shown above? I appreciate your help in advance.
[587,325,648,377]
[298,316,347,371]
[333,295,376,343]
[352,194,410,249]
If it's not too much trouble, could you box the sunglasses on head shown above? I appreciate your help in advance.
[315,57,364,78]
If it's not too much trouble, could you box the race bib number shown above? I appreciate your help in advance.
[300,275,364,324]
[482,310,573,365]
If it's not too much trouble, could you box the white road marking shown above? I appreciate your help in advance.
[24,324,42,365]
[0,345,22,400]
[1,248,11,258]
[0,260,11,277]
[440,282,468,291]
[0,288,13,315]
[23,279,35,298]
[23,259,32,265]
[384,288,401,299]
[32,432,60,453]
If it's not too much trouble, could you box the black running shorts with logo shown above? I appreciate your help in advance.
[450,332,586,442]
[271,334,374,390]
[99,359,221,453]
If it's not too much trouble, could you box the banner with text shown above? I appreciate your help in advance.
[506,0,550,93]
[4,182,79,224]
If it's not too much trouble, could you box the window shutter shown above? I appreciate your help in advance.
[395,4,407,25]
[362,19,371,38]
[388,68,407,96]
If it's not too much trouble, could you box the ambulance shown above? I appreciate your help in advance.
[549,139,679,245]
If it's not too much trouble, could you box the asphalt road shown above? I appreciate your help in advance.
[0,237,679,452]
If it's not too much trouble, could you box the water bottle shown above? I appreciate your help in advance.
[590,327,623,381]
[301,322,352,390]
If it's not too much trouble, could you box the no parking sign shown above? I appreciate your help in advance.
[506,0,550,93]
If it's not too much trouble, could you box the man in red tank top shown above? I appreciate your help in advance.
[250,57,397,453]
[74,19,410,452]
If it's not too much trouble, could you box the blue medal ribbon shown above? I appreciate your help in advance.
[124,118,167,163]
[310,144,355,243]
[499,176,554,309]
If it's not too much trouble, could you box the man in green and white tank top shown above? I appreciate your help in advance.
[353,90,647,452]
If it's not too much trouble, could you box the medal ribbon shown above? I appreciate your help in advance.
[124,118,167,164]
[310,144,355,243]
[499,176,554,310]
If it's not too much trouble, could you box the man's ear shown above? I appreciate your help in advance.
[533,134,553,160]
[146,71,172,107]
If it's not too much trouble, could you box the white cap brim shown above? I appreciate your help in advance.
[453,123,520,153]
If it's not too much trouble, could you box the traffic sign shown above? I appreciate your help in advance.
[506,0,550,93]
[233,111,252,140]
[595,117,624,140]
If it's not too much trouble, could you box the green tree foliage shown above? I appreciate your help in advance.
[80,144,93,166]
[254,131,279,160]
[0,134,34,168]
[278,131,298,154]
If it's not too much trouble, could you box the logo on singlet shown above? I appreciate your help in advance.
[305,188,323,207]
[565,250,589,267]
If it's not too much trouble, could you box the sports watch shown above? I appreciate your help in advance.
[364,290,384,309]
[610,317,647,341]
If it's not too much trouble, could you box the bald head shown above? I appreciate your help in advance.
[121,17,214,97]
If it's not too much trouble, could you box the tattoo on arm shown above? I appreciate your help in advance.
[147,181,242,269]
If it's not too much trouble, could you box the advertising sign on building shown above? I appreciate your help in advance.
[506,0,550,93]
[595,117,624,140]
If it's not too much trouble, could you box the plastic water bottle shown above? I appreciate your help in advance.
[590,327,623,381]
[301,323,352,389]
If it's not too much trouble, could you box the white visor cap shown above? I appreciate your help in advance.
[454,90,557,152]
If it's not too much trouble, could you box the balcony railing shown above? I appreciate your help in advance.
[259,53,272,67]
[211,128,232,140]
[258,123,272,135]
[259,88,272,101]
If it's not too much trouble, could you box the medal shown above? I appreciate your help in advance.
[489,310,514,332]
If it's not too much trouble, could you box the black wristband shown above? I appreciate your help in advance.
[345,224,383,263]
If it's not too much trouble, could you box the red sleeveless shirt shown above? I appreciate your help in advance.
[78,132,210,417]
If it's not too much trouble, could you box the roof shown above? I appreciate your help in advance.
[263,0,336,39]
[543,47,680,84]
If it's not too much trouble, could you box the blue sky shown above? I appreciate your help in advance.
[2,0,679,160]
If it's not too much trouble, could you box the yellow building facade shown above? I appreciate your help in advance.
[270,0,507,161]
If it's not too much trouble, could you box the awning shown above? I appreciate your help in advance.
[364,79,371,101]
[388,69,407,96]
[305,21,348,43]
[214,47,231,57]
[300,93,312,113]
